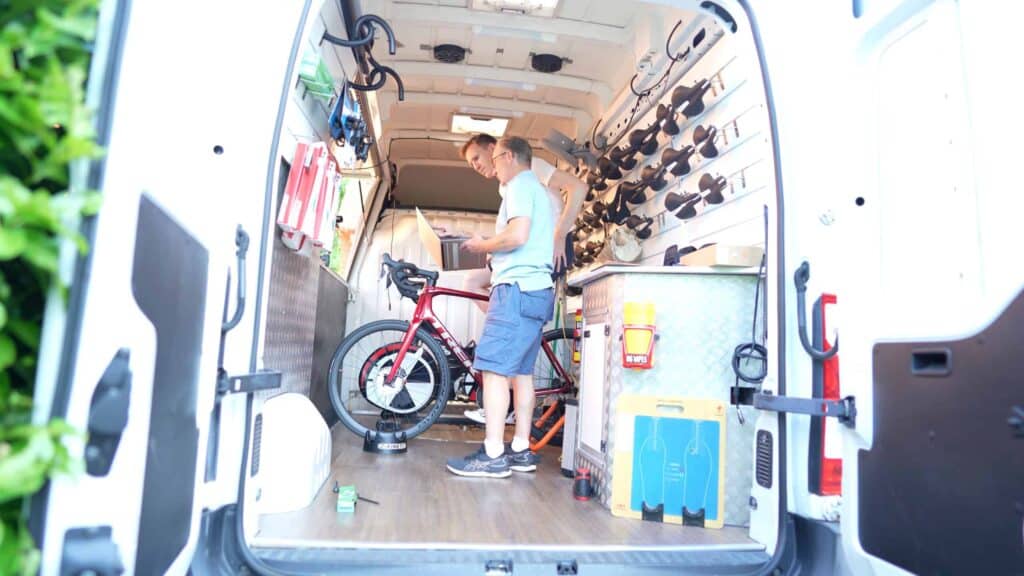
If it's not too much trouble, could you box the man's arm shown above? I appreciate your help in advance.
[547,169,588,272]
[463,217,531,254]
[548,169,588,237]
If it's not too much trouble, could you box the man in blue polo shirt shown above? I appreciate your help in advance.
[446,136,556,478]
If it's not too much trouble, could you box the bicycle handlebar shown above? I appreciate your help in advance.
[381,252,438,300]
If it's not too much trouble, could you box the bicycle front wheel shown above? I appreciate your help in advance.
[328,320,452,440]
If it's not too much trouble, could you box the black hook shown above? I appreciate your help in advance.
[354,14,396,55]
[795,261,839,360]
[322,14,396,55]
[348,65,405,101]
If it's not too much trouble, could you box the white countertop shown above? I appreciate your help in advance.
[567,264,760,287]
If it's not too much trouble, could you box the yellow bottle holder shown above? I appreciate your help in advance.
[622,302,656,369]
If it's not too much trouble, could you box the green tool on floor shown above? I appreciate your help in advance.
[336,484,356,512]
[332,481,380,512]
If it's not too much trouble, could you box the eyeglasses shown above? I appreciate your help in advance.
[491,150,510,162]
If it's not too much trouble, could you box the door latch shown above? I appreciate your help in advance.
[753,391,856,427]
[217,369,282,395]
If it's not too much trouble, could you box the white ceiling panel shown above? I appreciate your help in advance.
[432,77,464,92]
[556,0,590,20]
[350,0,701,199]
[465,37,499,65]
[584,1,638,28]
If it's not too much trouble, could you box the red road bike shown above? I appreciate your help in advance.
[328,253,576,445]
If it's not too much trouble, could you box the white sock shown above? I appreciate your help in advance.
[510,437,530,453]
[484,440,505,459]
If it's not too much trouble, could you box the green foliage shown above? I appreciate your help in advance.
[0,0,101,573]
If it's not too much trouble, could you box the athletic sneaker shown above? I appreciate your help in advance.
[446,446,511,478]
[505,445,540,473]
[463,408,515,425]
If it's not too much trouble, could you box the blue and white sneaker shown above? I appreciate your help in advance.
[505,445,540,473]
[463,408,515,425]
[446,446,511,478]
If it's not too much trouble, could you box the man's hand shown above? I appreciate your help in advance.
[462,234,489,254]
[553,232,568,275]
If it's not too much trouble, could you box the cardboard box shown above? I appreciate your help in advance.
[680,244,763,268]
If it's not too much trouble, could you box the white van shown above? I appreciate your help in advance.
[30,0,1024,574]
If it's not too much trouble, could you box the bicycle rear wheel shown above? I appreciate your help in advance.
[328,319,452,440]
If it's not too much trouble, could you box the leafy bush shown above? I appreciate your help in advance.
[1,1,101,573]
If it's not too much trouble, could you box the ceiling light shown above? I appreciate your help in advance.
[471,0,560,17]
[465,77,537,91]
[451,114,511,137]
[471,25,557,43]
[459,106,525,118]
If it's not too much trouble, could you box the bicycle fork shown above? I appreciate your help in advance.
[384,344,425,391]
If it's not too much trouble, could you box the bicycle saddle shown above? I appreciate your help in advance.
[680,79,712,118]
[620,180,649,205]
[640,165,668,191]
[699,173,728,204]
[659,104,680,136]
[672,195,702,220]
[693,125,719,158]
[609,145,638,170]
[664,190,699,211]
[665,145,696,176]
[598,156,623,180]
[639,132,660,156]
[699,173,727,195]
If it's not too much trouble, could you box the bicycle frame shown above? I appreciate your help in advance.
[383,285,573,398]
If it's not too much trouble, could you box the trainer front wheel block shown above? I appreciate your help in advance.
[363,421,408,454]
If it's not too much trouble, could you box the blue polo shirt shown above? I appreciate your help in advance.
[490,169,557,291]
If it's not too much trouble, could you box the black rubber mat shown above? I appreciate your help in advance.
[132,195,208,575]
[860,289,1024,574]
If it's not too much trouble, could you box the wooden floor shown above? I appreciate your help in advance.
[256,422,759,550]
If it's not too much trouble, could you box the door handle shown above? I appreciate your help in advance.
[911,348,951,376]
[86,349,132,476]
[795,261,839,360]
[222,225,249,333]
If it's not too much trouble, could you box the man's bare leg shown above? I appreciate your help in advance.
[511,374,535,450]
[482,371,511,456]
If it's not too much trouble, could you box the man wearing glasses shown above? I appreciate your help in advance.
[446,136,557,478]
[456,132,586,426]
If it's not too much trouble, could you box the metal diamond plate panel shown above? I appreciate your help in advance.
[261,236,322,399]
[582,275,617,321]
[577,271,758,526]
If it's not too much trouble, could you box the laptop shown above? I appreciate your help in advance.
[415,208,488,271]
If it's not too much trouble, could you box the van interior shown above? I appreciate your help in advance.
[241,0,785,571]
[33,0,1024,573]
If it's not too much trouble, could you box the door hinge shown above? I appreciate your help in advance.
[61,526,124,576]
[217,368,282,395]
[753,392,857,427]
[86,349,132,476]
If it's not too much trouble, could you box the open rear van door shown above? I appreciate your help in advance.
[30,1,311,573]
[839,1,1024,574]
